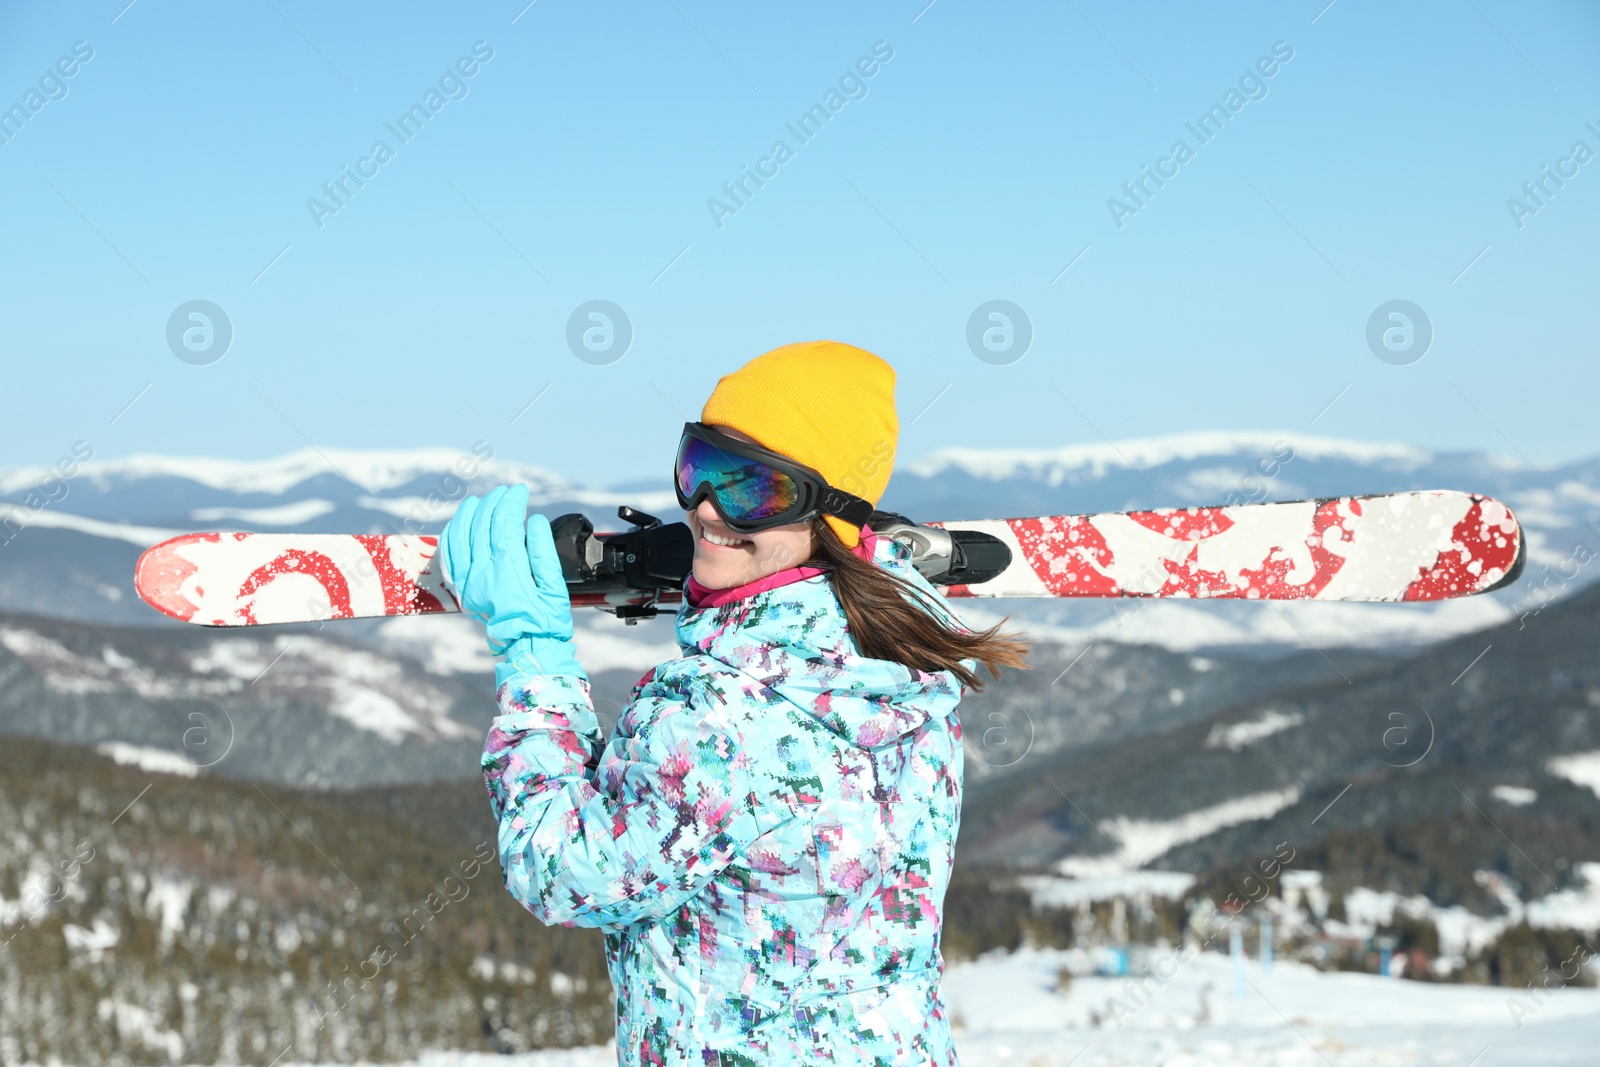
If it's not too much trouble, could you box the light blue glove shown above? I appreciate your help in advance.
[437,484,586,688]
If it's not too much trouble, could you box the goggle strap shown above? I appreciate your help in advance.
[818,486,874,527]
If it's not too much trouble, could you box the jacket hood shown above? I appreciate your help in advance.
[674,536,967,750]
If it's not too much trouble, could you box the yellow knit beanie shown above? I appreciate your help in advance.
[700,340,898,548]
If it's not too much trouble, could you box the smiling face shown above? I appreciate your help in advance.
[686,425,817,590]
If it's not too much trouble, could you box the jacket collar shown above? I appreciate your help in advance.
[673,532,965,749]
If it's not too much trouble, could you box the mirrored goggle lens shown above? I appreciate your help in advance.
[676,435,802,522]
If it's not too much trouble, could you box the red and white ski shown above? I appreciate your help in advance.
[134,491,1524,627]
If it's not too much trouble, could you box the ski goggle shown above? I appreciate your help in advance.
[674,422,874,534]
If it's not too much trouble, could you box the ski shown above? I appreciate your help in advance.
[133,491,1524,627]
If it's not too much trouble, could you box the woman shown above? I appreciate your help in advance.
[440,341,1029,1065]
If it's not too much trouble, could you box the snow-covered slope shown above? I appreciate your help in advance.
[958,580,1600,910]
[940,947,1598,1065]
[338,949,1600,1065]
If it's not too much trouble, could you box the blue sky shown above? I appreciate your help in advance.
[1,0,1596,485]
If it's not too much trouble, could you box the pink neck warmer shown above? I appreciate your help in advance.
[685,528,881,609]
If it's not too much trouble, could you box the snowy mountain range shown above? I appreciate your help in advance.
[2,433,1596,654]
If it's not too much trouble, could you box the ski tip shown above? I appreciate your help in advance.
[1482,497,1527,594]
[134,532,220,624]
[1486,536,1528,594]
[1399,492,1526,601]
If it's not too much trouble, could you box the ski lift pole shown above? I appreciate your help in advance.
[1230,925,1246,1000]
[1377,935,1397,979]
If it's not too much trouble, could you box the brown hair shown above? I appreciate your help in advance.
[807,520,1031,692]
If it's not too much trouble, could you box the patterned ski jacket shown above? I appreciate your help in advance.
[482,534,968,1065]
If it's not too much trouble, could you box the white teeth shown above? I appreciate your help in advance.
[702,529,750,547]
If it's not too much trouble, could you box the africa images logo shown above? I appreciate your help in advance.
[706,42,895,229]
[306,42,495,229]
[0,40,94,147]
[1107,41,1295,229]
